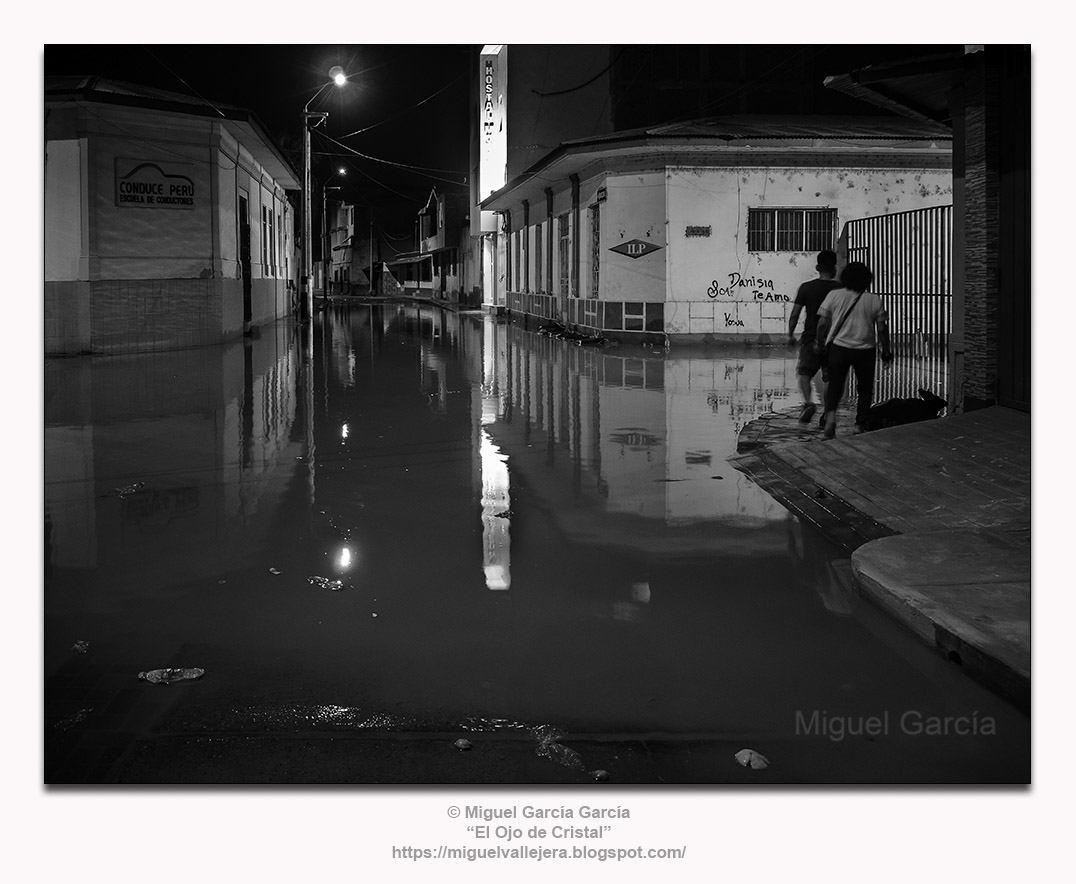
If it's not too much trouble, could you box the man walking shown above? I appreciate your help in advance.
[815,261,893,439]
[788,250,842,424]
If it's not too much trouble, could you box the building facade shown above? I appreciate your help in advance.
[481,118,952,344]
[385,189,467,302]
[45,77,299,355]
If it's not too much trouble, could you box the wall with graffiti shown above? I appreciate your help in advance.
[664,166,953,340]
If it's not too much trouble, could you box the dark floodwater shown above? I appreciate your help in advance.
[44,303,1028,783]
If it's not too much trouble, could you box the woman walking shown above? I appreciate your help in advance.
[814,262,893,439]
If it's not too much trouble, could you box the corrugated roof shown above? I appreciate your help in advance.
[563,114,951,146]
[482,113,952,210]
[822,53,964,125]
[45,75,249,117]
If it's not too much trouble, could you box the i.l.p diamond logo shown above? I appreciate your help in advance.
[609,239,662,259]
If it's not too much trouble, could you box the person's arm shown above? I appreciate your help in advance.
[787,302,803,345]
[814,305,832,352]
[877,306,893,362]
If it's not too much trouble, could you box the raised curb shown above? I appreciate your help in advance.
[850,528,1030,713]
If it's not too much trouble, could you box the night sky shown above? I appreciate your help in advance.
[43,44,969,237]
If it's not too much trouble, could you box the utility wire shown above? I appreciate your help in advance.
[531,49,625,96]
[140,46,227,118]
[338,72,467,139]
[313,129,467,187]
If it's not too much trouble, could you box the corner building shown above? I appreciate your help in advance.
[45,76,299,355]
[480,117,952,344]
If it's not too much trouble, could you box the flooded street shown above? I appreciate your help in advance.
[44,303,1029,783]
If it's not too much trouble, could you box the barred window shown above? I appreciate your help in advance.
[748,208,836,252]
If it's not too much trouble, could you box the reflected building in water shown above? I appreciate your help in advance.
[44,323,305,587]
[458,314,802,572]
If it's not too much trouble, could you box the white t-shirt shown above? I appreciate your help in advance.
[818,288,887,350]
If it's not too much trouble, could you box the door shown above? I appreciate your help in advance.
[239,195,252,331]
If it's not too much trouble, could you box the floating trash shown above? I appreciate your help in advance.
[308,576,345,591]
[454,738,473,751]
[630,582,651,604]
[71,640,90,654]
[533,724,584,771]
[54,708,93,731]
[734,748,770,770]
[138,667,205,685]
[589,769,610,783]
[269,568,282,575]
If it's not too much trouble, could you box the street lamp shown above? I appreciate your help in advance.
[301,66,347,322]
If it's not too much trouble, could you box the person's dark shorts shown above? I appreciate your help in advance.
[797,337,823,377]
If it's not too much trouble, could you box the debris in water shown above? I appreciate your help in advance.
[454,738,473,751]
[630,581,651,604]
[72,640,90,654]
[100,481,146,499]
[532,724,584,770]
[589,769,610,782]
[308,576,345,591]
[138,667,205,685]
[734,748,770,770]
[269,568,282,575]
[54,708,93,731]
[371,613,378,618]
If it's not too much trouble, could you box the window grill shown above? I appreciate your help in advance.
[749,208,836,252]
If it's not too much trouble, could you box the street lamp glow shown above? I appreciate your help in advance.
[301,68,349,324]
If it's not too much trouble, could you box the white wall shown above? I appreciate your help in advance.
[665,166,953,337]
[44,139,85,282]
[596,172,667,302]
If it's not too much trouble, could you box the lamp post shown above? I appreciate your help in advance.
[301,66,347,323]
[322,177,343,300]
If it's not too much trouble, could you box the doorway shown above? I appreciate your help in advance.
[239,194,252,332]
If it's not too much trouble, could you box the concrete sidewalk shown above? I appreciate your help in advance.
[731,406,1031,712]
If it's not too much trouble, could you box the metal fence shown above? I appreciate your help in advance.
[842,204,952,349]
[839,205,953,407]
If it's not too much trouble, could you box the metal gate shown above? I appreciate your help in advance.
[839,205,953,405]
[842,204,952,345]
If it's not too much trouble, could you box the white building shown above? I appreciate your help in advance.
[480,116,952,344]
[45,76,299,355]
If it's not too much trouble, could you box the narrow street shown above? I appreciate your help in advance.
[44,304,1029,784]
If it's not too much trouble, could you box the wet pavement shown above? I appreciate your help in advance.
[44,303,1030,784]
[731,404,1031,714]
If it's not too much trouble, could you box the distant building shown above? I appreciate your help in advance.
[385,189,468,302]
[480,116,952,344]
[45,76,299,355]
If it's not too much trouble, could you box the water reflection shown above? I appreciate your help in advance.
[44,303,1026,784]
[471,317,798,560]
[44,322,304,586]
